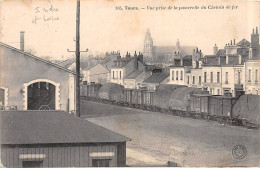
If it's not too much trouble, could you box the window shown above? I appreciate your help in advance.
[199,76,201,85]
[192,76,195,84]
[238,71,241,84]
[181,71,183,80]
[187,76,189,84]
[255,70,258,83]
[217,72,220,83]
[225,72,228,84]
[204,72,207,82]
[92,159,110,167]
[22,161,43,168]
[217,89,220,95]
[211,72,213,83]
[172,71,174,80]
[176,71,179,80]
[248,69,251,82]
[119,71,122,79]
[0,88,5,106]
[112,71,115,79]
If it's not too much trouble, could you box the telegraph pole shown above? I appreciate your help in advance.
[68,0,88,117]
[76,0,80,117]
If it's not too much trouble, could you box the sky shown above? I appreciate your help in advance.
[1,0,260,60]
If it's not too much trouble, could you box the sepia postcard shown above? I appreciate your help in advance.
[0,0,260,168]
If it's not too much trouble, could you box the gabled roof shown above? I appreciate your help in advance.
[0,111,131,145]
[237,39,251,46]
[143,72,169,83]
[85,62,109,71]
[0,42,76,75]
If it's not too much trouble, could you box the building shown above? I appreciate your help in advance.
[168,48,203,88]
[0,37,76,112]
[143,29,196,65]
[142,72,170,91]
[0,111,131,167]
[82,63,109,84]
[201,27,260,97]
[244,57,260,95]
[110,52,145,86]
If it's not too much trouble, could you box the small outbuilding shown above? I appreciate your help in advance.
[0,111,131,167]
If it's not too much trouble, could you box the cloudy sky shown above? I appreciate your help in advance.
[1,0,259,59]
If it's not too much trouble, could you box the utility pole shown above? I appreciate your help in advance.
[68,0,88,117]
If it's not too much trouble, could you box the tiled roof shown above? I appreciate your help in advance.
[0,42,76,75]
[1,111,131,145]
[125,70,144,79]
[143,72,169,83]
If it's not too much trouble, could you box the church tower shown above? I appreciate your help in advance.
[143,29,153,58]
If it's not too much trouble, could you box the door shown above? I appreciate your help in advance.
[92,159,110,167]
[27,82,55,110]
[22,161,43,168]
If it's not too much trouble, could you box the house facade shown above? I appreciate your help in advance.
[110,52,145,86]
[244,59,260,95]
[82,63,109,84]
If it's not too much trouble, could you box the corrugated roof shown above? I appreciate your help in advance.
[0,111,131,145]
[143,72,169,83]
[0,42,76,75]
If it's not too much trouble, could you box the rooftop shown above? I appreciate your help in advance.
[143,72,169,83]
[0,42,76,75]
[1,111,131,145]
[125,70,144,79]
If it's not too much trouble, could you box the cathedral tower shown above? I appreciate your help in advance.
[143,29,153,58]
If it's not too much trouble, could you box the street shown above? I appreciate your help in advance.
[81,100,260,167]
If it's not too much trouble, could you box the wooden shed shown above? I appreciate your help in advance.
[0,111,131,168]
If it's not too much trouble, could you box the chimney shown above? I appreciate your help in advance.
[256,27,258,34]
[138,53,144,64]
[231,40,232,45]
[134,51,138,70]
[234,39,236,45]
[253,28,254,34]
[20,31,25,52]
[238,55,242,64]
[226,54,229,64]
[180,59,183,66]
[218,57,221,65]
